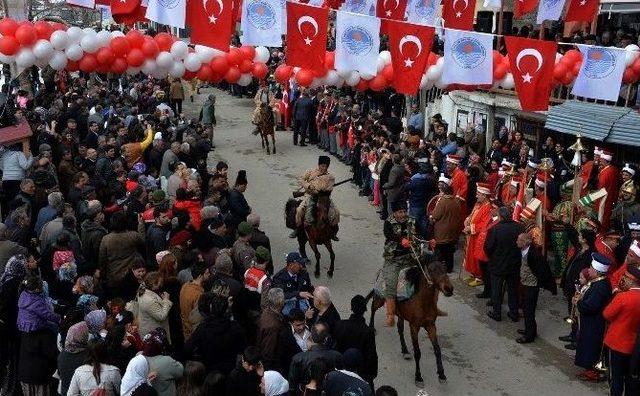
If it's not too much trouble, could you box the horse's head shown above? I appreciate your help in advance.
[427,260,454,297]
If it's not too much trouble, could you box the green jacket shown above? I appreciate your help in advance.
[383,217,416,260]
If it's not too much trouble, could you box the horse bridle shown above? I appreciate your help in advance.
[409,237,434,287]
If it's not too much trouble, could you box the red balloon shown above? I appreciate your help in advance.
[14,24,37,46]
[183,70,196,80]
[427,53,437,66]
[239,59,253,73]
[210,56,229,74]
[225,67,241,83]
[561,71,574,85]
[553,63,567,80]
[197,64,214,81]
[154,33,174,52]
[141,38,159,58]
[111,37,131,57]
[0,18,18,37]
[66,60,79,72]
[34,21,52,40]
[572,61,581,75]
[501,57,510,71]
[565,49,582,63]
[96,47,115,65]
[127,48,145,67]
[111,57,128,74]
[227,48,241,66]
[381,64,394,82]
[494,64,507,80]
[355,79,369,91]
[96,64,110,74]
[324,51,335,69]
[295,69,314,87]
[252,62,268,79]
[369,75,387,92]
[623,68,638,84]
[240,46,256,61]
[126,30,144,49]
[274,64,293,83]
[492,50,503,65]
[50,22,67,32]
[79,54,98,73]
[0,36,19,56]
[633,58,640,74]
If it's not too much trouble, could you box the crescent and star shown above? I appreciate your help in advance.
[298,16,319,46]
[516,48,543,83]
[452,0,468,18]
[383,0,400,16]
[204,0,224,23]
[399,34,422,68]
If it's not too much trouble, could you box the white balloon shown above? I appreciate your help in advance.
[33,40,54,60]
[376,57,386,73]
[96,30,112,47]
[625,44,639,67]
[66,27,83,44]
[555,52,563,64]
[336,69,352,79]
[360,72,374,81]
[425,65,438,81]
[82,27,95,36]
[50,30,69,51]
[194,45,217,63]
[434,76,447,89]
[49,51,68,70]
[141,59,157,75]
[238,73,253,86]
[156,51,174,69]
[127,66,141,75]
[65,44,84,61]
[324,70,340,86]
[254,46,270,63]
[15,48,36,68]
[0,53,14,63]
[420,74,429,89]
[378,50,392,65]
[110,30,125,39]
[170,40,189,60]
[184,53,202,72]
[169,62,186,78]
[80,34,100,53]
[345,71,360,86]
[500,73,515,89]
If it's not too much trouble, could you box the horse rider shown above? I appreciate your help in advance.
[291,155,340,241]
[383,200,417,327]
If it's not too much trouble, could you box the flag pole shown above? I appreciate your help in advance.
[568,126,585,224]
[496,1,504,50]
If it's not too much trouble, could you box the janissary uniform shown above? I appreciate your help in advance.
[597,149,620,231]
[446,155,468,228]
[463,183,492,280]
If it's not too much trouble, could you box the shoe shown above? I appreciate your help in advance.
[385,298,396,327]
[507,312,519,322]
[516,337,534,344]
[293,142,298,146]
[468,278,484,287]
[558,335,574,342]
[331,235,340,242]
[577,369,600,382]
[299,143,307,147]
[289,231,297,238]
[476,292,490,299]
[564,343,577,350]
[517,329,525,335]
[487,311,502,322]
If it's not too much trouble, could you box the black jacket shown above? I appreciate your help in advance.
[18,329,58,384]
[333,314,378,381]
[525,245,557,294]
[484,219,524,276]
[272,268,313,300]
[278,325,304,373]
[293,96,314,121]
[183,315,247,375]
[226,366,262,396]
[228,188,251,228]
[80,220,107,275]
[308,303,341,334]
[288,345,344,392]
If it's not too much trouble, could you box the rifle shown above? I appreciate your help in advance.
[292,178,353,198]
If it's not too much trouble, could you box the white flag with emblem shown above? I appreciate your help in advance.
[341,0,377,16]
[66,0,95,8]
[241,0,283,47]
[146,0,186,28]
[536,0,567,23]
[406,0,438,26]
[442,29,493,85]
[335,11,381,76]
[571,45,627,102]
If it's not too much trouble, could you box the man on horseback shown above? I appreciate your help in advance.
[382,200,417,327]
[291,155,340,241]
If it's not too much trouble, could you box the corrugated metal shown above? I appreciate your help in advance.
[607,111,640,147]
[544,101,630,141]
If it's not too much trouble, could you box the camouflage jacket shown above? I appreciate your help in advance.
[383,216,416,259]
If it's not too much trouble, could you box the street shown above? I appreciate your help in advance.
[192,88,606,396]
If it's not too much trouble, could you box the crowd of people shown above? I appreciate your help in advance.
[0,70,401,396]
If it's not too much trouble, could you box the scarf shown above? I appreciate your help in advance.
[0,254,27,292]
[64,321,89,353]
[120,354,150,396]
[263,371,289,396]
[85,309,107,336]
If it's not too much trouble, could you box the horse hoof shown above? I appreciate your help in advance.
[415,380,424,388]
[327,270,333,278]
[438,376,447,384]
[402,353,412,360]
[314,270,320,278]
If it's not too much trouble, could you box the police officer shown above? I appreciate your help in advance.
[272,252,314,316]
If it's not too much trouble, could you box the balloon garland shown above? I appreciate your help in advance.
[1,18,640,92]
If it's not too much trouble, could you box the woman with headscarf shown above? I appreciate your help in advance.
[121,354,154,396]
[0,254,29,395]
[143,330,184,396]
[261,371,289,396]
[85,309,107,340]
[57,321,90,396]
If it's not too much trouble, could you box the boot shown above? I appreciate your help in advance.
[385,298,396,327]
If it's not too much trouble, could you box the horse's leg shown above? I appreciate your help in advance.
[397,318,411,359]
[271,133,276,154]
[426,323,447,383]
[369,296,378,328]
[260,131,265,149]
[264,133,271,155]
[325,241,335,278]
[297,231,308,259]
[410,323,424,387]
[309,241,321,278]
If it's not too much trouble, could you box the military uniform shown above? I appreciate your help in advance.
[296,168,340,226]
[382,216,416,298]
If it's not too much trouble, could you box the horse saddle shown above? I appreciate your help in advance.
[374,267,417,301]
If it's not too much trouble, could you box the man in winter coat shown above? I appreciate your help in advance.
[79,202,107,275]
[256,288,287,373]
[382,154,406,220]
[99,211,145,292]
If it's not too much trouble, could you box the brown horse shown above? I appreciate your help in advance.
[285,193,336,278]
[255,103,276,155]
[366,257,454,387]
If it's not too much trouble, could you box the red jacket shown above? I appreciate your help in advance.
[603,289,640,354]
[174,199,202,230]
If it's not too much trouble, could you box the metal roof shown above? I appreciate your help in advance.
[607,110,640,147]
[544,101,631,142]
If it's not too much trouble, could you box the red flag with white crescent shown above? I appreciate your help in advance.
[111,0,147,25]
[442,0,476,31]
[376,0,408,20]
[565,0,599,22]
[514,0,538,17]
[286,2,329,73]
[186,0,234,51]
[386,19,434,95]
[504,36,557,111]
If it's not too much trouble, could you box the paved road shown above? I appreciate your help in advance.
[191,88,606,396]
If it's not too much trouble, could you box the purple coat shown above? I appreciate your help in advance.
[16,291,59,332]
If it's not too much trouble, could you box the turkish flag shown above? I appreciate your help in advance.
[286,2,329,73]
[187,0,234,52]
[565,0,599,22]
[504,36,557,111]
[514,0,538,17]
[442,0,477,31]
[111,0,147,25]
[386,19,434,94]
[376,0,408,20]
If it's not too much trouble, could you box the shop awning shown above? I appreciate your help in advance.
[607,110,640,146]
[599,0,640,14]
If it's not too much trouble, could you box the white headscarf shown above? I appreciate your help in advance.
[264,370,289,396]
[120,355,149,396]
